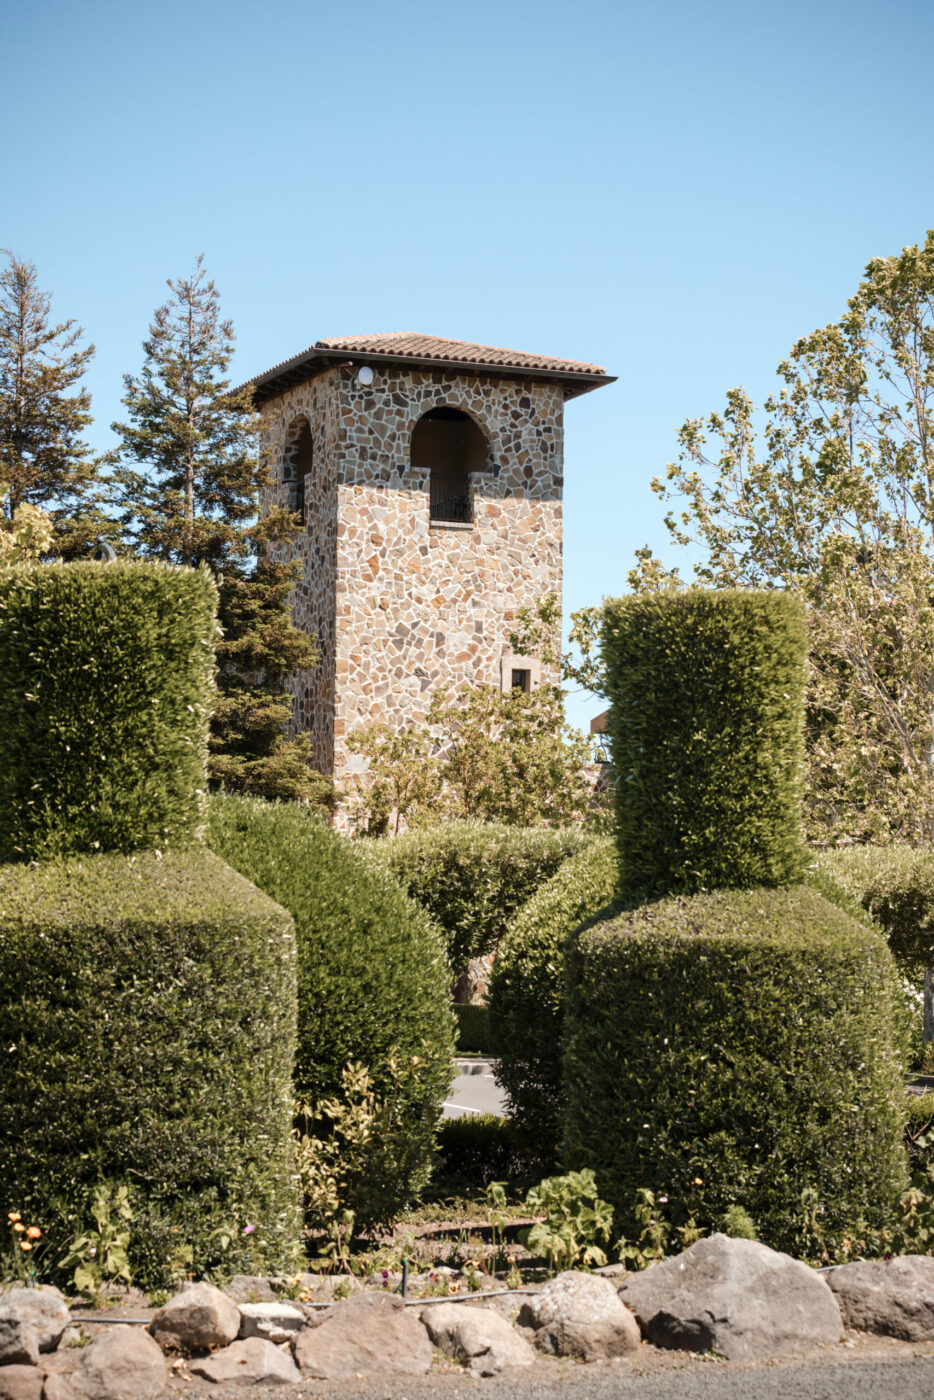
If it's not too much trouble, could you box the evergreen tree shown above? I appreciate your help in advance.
[111,257,329,807]
[0,250,108,556]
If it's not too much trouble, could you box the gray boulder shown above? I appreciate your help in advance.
[826,1255,934,1340]
[0,1367,42,1400]
[189,1337,301,1386]
[517,1272,640,1360]
[618,1233,841,1360]
[237,1302,306,1344]
[0,1289,70,1354]
[0,1316,38,1368]
[292,1292,432,1379]
[420,1303,535,1375]
[149,1281,240,1352]
[41,1375,77,1400]
[70,1327,167,1400]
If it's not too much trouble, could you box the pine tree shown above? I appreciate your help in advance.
[0,250,108,556]
[111,257,329,807]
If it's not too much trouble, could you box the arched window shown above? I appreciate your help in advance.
[411,407,488,523]
[283,418,313,525]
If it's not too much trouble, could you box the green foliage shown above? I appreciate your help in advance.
[61,1183,134,1298]
[521,1169,613,1274]
[615,1187,704,1270]
[602,590,809,900]
[368,820,588,971]
[489,836,618,1156]
[109,257,322,802]
[206,794,454,1224]
[0,560,217,861]
[0,848,301,1289]
[818,844,934,970]
[453,1004,492,1053]
[0,250,110,559]
[433,1116,547,1196]
[721,1204,758,1240]
[635,232,934,843]
[562,884,909,1258]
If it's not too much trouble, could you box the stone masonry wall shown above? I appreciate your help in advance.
[260,365,564,804]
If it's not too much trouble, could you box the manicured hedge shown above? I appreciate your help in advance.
[454,1004,493,1054]
[206,795,454,1224]
[601,590,808,900]
[562,884,909,1256]
[366,821,589,971]
[489,836,618,1158]
[0,849,300,1289]
[818,845,934,969]
[0,561,217,861]
[433,1115,546,1195]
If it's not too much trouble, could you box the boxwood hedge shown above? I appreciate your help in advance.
[489,836,618,1158]
[562,884,909,1255]
[0,561,217,862]
[366,820,588,972]
[601,590,808,899]
[0,849,300,1289]
[206,795,454,1224]
[818,845,934,970]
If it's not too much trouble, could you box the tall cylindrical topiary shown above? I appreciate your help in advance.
[601,589,809,899]
[0,560,301,1286]
[562,587,908,1256]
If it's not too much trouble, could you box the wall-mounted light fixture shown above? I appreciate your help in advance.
[356,366,374,387]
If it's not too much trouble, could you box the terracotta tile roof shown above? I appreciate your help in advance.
[241,333,614,404]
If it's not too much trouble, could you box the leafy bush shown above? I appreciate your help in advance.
[489,836,618,1156]
[562,884,909,1257]
[454,1004,493,1053]
[367,820,589,971]
[818,845,934,970]
[522,1169,614,1273]
[601,590,809,899]
[0,561,217,862]
[206,794,454,1224]
[0,849,300,1289]
[433,1115,546,1195]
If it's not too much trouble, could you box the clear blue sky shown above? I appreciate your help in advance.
[3,0,933,728]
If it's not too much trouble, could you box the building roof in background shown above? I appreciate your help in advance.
[241,333,615,404]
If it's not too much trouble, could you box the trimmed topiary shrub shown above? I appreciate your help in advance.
[489,836,618,1158]
[601,589,808,900]
[0,561,217,862]
[432,1115,546,1195]
[454,1004,493,1053]
[0,849,300,1289]
[367,821,588,972]
[206,794,454,1225]
[562,884,909,1255]
[818,845,934,971]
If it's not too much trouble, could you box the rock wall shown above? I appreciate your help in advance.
[260,365,564,802]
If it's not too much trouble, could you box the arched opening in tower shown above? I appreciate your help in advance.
[411,407,489,523]
[286,418,314,525]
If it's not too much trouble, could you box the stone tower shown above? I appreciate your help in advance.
[249,333,614,796]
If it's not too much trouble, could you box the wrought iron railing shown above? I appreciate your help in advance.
[430,494,471,524]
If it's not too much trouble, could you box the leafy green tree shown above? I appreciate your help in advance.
[0,250,108,556]
[633,231,934,846]
[110,257,327,805]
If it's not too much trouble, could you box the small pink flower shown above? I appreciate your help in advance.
[243,1223,256,1236]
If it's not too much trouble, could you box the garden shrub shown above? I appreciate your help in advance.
[0,849,300,1289]
[818,845,934,970]
[367,820,589,971]
[206,794,454,1225]
[562,884,909,1257]
[454,1004,493,1054]
[0,561,217,862]
[602,589,809,899]
[489,836,618,1158]
[432,1115,546,1195]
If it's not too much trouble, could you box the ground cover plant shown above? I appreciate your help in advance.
[562,589,908,1259]
[206,793,454,1227]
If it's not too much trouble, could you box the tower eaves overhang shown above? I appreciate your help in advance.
[238,333,616,406]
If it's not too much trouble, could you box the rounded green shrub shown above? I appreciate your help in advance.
[0,849,300,1289]
[562,884,909,1255]
[489,836,618,1157]
[818,844,934,970]
[602,589,808,899]
[206,794,454,1224]
[367,820,588,971]
[0,561,217,862]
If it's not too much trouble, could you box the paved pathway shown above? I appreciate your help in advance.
[444,1058,507,1118]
